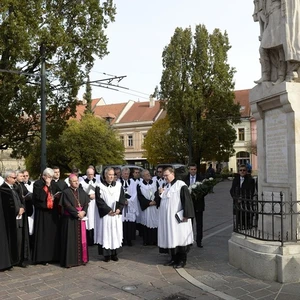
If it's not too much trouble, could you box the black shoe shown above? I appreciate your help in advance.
[127,241,133,247]
[18,262,28,268]
[103,256,111,262]
[143,242,148,246]
[197,241,203,248]
[42,262,49,266]
[111,255,119,262]
[163,260,177,266]
[173,261,186,269]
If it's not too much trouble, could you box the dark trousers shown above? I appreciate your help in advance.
[171,251,187,263]
[194,211,203,245]
[16,226,23,263]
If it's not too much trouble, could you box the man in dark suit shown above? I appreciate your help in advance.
[230,164,255,230]
[1,170,31,267]
[184,163,204,248]
[52,166,68,192]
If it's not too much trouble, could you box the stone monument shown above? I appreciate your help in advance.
[228,0,300,283]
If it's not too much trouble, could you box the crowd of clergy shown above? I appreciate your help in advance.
[0,164,195,270]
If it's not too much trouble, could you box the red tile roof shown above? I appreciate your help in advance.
[234,89,251,118]
[118,100,162,123]
[74,99,126,124]
[93,103,127,124]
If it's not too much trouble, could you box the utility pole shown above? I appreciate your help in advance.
[40,44,47,173]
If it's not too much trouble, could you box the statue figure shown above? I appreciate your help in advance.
[253,0,300,85]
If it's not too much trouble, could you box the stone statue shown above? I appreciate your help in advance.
[253,0,300,85]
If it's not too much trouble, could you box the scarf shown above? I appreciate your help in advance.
[43,185,53,209]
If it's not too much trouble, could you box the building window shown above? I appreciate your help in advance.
[120,136,124,146]
[238,128,245,141]
[128,135,133,147]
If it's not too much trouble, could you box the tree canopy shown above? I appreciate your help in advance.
[159,24,241,166]
[143,117,187,165]
[25,113,124,178]
[0,0,116,158]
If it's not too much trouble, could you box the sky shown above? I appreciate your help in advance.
[78,0,261,104]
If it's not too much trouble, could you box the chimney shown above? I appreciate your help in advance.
[149,95,155,108]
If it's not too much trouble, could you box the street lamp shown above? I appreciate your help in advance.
[40,45,47,173]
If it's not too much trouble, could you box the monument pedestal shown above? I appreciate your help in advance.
[228,82,300,283]
[229,233,300,283]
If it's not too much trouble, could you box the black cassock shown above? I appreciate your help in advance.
[0,191,13,270]
[32,179,60,264]
[60,187,89,268]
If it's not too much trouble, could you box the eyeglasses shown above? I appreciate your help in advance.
[239,169,247,172]
[10,176,17,179]
[163,173,171,177]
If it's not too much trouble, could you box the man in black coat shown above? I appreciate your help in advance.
[52,166,68,192]
[0,191,13,271]
[1,170,31,267]
[32,168,60,265]
[230,164,255,230]
[184,163,204,248]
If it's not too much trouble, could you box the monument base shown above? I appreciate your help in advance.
[228,233,300,283]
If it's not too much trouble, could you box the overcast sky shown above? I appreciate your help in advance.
[78,0,261,104]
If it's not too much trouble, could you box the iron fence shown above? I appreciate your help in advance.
[233,192,300,246]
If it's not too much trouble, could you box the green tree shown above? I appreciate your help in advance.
[83,75,93,114]
[143,118,187,165]
[159,25,240,167]
[0,0,116,158]
[25,114,124,178]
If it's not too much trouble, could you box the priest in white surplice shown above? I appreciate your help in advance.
[137,169,158,246]
[94,167,125,262]
[156,167,195,269]
[119,167,139,246]
[81,167,100,246]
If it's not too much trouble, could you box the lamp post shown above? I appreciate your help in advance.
[40,45,47,173]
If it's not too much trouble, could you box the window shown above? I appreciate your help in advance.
[120,136,124,146]
[128,135,133,147]
[238,128,245,141]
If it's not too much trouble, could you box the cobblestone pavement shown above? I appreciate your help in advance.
[1,181,300,300]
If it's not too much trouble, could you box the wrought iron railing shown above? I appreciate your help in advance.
[233,192,300,246]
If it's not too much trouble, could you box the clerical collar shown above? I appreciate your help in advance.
[142,179,153,185]
[168,179,177,186]
[104,180,116,187]
[121,178,130,184]
[85,177,96,183]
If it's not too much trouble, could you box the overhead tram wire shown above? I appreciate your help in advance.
[89,83,149,100]
[90,70,150,97]
[0,67,151,100]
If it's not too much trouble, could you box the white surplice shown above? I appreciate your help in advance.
[158,180,194,249]
[94,181,123,250]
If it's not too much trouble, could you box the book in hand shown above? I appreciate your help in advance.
[114,201,122,212]
[54,191,62,198]
[175,209,184,223]
[23,192,33,200]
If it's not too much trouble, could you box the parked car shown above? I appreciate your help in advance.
[155,163,188,180]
